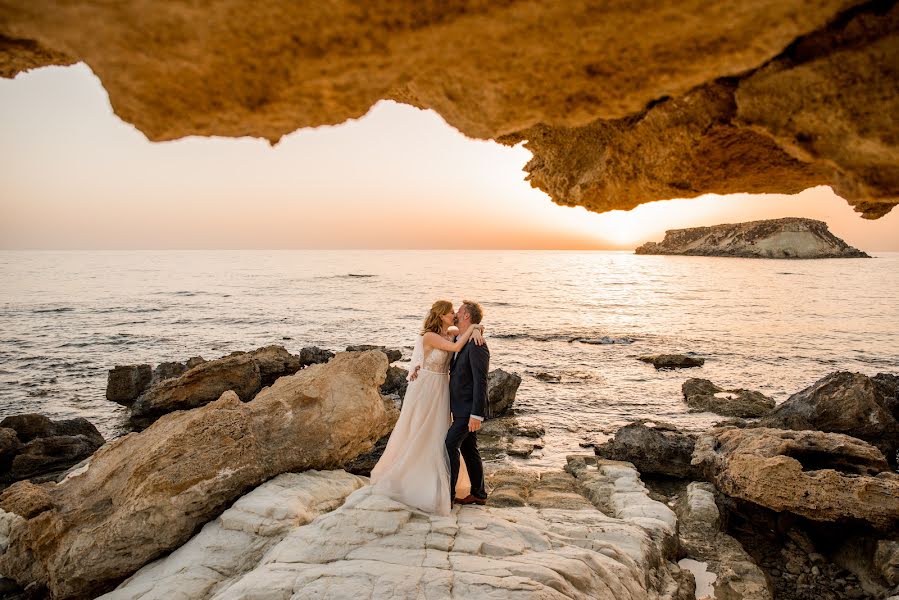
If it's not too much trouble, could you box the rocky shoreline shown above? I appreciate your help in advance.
[0,345,896,599]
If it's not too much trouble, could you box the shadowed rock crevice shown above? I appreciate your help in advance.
[1,0,896,217]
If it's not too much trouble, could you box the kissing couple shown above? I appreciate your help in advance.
[370,300,490,516]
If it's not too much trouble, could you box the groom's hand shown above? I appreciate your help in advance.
[468,417,481,432]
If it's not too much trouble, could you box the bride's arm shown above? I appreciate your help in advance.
[423,324,482,352]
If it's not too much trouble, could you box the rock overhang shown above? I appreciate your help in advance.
[1,0,896,218]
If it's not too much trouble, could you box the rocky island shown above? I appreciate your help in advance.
[635,218,869,259]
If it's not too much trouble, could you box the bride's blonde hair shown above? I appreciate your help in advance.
[421,300,453,335]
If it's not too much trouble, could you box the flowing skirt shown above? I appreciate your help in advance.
[370,369,469,516]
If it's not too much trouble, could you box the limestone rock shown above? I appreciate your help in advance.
[639,354,705,370]
[299,345,334,366]
[595,420,702,480]
[487,467,594,510]
[129,354,262,427]
[692,427,899,529]
[487,368,522,417]
[759,371,899,466]
[635,218,869,258]
[3,1,895,218]
[103,468,693,600]
[734,4,899,219]
[0,415,105,484]
[0,351,392,599]
[682,378,775,418]
[99,470,368,600]
[0,481,53,519]
[345,345,402,363]
[342,396,401,477]
[675,482,772,600]
[105,364,152,404]
[566,456,679,560]
[478,415,545,461]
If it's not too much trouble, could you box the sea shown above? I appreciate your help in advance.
[1,250,897,467]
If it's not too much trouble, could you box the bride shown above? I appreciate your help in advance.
[370,300,484,516]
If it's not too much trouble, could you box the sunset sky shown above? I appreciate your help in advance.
[2,63,897,251]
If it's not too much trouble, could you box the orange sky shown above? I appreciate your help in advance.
[1,63,897,251]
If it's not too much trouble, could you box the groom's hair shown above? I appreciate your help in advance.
[462,300,483,324]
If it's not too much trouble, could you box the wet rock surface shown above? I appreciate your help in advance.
[682,378,775,418]
[639,354,705,370]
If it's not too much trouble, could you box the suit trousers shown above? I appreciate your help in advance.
[445,416,487,500]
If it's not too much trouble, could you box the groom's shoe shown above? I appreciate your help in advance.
[455,494,487,506]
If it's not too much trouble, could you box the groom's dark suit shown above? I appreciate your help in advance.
[446,337,490,500]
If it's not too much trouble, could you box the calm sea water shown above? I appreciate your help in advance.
[1,250,897,466]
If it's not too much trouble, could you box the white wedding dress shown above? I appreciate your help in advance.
[370,336,470,516]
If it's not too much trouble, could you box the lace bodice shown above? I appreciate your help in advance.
[422,347,452,373]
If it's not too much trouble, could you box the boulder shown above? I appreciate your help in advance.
[639,354,705,370]
[0,429,22,470]
[487,369,521,417]
[380,365,409,398]
[873,373,899,412]
[129,354,262,428]
[0,414,103,444]
[105,364,152,405]
[101,468,693,600]
[0,351,392,600]
[241,345,303,387]
[7,436,104,482]
[682,378,775,418]
[692,427,899,530]
[185,356,206,369]
[345,345,402,363]
[149,361,188,385]
[594,420,702,479]
[759,371,899,466]
[299,346,334,366]
[0,416,105,484]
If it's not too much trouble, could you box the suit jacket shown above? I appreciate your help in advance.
[449,338,490,420]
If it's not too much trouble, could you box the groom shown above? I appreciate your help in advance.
[447,300,489,506]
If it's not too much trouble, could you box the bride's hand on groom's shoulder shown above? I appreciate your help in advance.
[472,328,485,346]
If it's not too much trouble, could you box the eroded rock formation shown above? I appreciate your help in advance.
[635,218,870,258]
[101,467,694,600]
[759,371,899,466]
[0,351,392,599]
[1,1,896,217]
[692,427,899,530]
